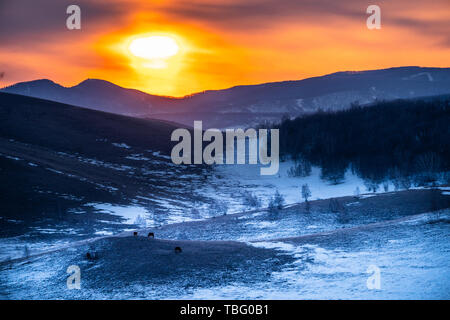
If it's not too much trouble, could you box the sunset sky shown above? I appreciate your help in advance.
[0,0,449,97]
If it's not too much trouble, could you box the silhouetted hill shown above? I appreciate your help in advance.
[0,92,179,157]
[0,92,205,235]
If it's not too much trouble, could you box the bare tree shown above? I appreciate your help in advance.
[301,184,311,202]
[23,245,30,258]
[354,186,361,199]
[133,214,147,227]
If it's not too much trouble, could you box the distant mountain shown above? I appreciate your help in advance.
[2,66,450,128]
[0,79,175,117]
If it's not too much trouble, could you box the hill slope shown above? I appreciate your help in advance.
[0,93,206,237]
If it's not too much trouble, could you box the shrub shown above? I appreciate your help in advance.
[268,190,285,213]
[209,200,229,215]
[242,191,262,209]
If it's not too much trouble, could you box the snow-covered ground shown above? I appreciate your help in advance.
[1,154,449,299]
[1,210,448,299]
[184,211,450,299]
[33,161,450,232]
[211,161,382,207]
[0,159,446,263]
[71,161,392,230]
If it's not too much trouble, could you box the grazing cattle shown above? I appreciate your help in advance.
[148,232,154,238]
[174,246,182,253]
[133,231,138,236]
[86,252,98,260]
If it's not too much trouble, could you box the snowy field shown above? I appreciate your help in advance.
[1,157,449,299]
[1,209,448,299]
[82,161,405,228]
[188,211,450,299]
[0,160,441,262]
[210,161,392,207]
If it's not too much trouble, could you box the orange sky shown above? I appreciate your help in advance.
[0,0,449,97]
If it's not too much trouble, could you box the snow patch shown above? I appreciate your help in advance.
[87,203,151,225]
[112,142,131,149]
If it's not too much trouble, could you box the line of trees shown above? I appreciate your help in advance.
[276,97,450,185]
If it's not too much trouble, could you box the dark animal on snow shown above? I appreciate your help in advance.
[86,252,98,260]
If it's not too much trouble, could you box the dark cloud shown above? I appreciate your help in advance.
[387,16,450,48]
[159,0,365,28]
[158,0,449,47]
[0,0,448,48]
[0,0,129,45]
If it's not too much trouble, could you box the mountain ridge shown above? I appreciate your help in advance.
[2,66,450,128]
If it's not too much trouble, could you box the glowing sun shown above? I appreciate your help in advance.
[129,36,179,60]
